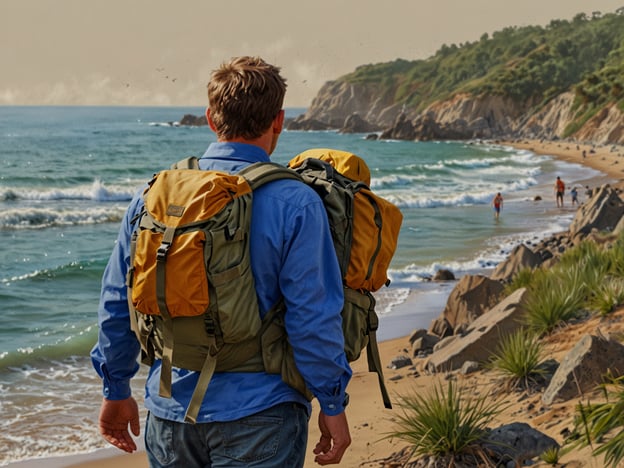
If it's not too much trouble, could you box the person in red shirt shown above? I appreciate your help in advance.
[492,192,503,220]
[555,176,565,208]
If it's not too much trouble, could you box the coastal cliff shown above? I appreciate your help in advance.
[290,78,624,145]
[288,10,624,145]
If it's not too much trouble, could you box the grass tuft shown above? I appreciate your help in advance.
[590,278,624,316]
[487,329,545,391]
[387,380,503,460]
[523,272,586,334]
[539,445,561,465]
[572,373,624,467]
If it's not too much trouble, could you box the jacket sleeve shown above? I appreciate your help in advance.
[279,197,352,416]
[90,197,142,400]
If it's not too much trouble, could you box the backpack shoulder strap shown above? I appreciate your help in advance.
[171,156,200,170]
[238,162,302,190]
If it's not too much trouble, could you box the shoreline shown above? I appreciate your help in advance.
[500,138,624,186]
[8,138,624,468]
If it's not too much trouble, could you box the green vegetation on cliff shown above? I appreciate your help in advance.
[343,9,624,120]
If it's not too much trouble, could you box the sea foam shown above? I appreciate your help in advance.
[0,206,126,229]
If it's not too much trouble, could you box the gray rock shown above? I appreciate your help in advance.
[389,355,413,370]
[460,361,480,374]
[339,113,380,133]
[411,334,440,357]
[569,184,624,237]
[430,274,505,336]
[179,114,207,126]
[408,328,428,345]
[542,333,624,405]
[425,288,528,373]
[482,422,559,465]
[433,269,455,281]
[490,243,543,283]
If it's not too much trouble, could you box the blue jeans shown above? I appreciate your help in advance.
[145,403,309,467]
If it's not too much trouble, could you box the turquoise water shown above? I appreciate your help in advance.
[0,106,605,464]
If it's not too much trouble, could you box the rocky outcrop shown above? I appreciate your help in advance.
[433,269,455,281]
[179,114,207,126]
[542,333,624,405]
[429,274,505,337]
[285,118,333,131]
[379,113,419,140]
[425,288,528,373]
[521,92,577,140]
[296,80,401,129]
[339,113,381,134]
[408,328,441,357]
[569,184,624,236]
[575,103,624,144]
[295,78,624,144]
[490,243,544,283]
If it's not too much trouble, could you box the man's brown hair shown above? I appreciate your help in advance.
[207,56,287,140]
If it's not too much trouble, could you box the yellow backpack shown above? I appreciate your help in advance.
[289,149,403,409]
[127,150,403,422]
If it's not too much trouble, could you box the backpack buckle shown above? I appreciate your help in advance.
[157,242,171,261]
[204,316,216,335]
[367,308,379,332]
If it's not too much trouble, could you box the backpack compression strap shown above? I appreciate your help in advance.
[241,161,394,408]
[177,158,301,423]
[170,156,200,170]
[345,288,392,409]
[237,161,303,189]
[171,157,304,188]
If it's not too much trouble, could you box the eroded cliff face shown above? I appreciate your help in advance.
[290,81,624,145]
[292,80,409,130]
[521,92,577,139]
[575,103,624,144]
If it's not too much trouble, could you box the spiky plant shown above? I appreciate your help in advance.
[523,273,586,334]
[388,380,503,461]
[558,239,605,272]
[590,278,624,316]
[573,373,624,467]
[503,267,539,296]
[539,445,561,465]
[605,232,624,278]
[487,329,545,390]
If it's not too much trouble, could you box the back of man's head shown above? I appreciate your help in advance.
[207,56,287,140]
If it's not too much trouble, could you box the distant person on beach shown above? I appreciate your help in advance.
[492,192,503,220]
[555,176,565,207]
[91,56,352,467]
[571,187,578,206]
[586,185,593,198]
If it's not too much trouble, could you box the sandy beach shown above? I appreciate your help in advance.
[502,139,624,188]
[11,139,624,468]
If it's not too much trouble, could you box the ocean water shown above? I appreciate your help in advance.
[0,106,607,465]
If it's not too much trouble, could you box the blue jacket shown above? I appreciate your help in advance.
[91,142,352,422]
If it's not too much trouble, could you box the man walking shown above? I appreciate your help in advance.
[91,56,352,467]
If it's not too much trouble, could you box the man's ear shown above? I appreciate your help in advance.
[273,109,285,134]
[206,108,217,132]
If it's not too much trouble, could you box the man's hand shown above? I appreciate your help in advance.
[99,396,141,453]
[313,410,351,465]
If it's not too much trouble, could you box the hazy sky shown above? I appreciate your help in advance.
[1,0,622,107]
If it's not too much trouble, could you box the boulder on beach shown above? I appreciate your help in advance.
[425,288,528,372]
[569,184,624,236]
[490,243,543,283]
[429,274,504,337]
